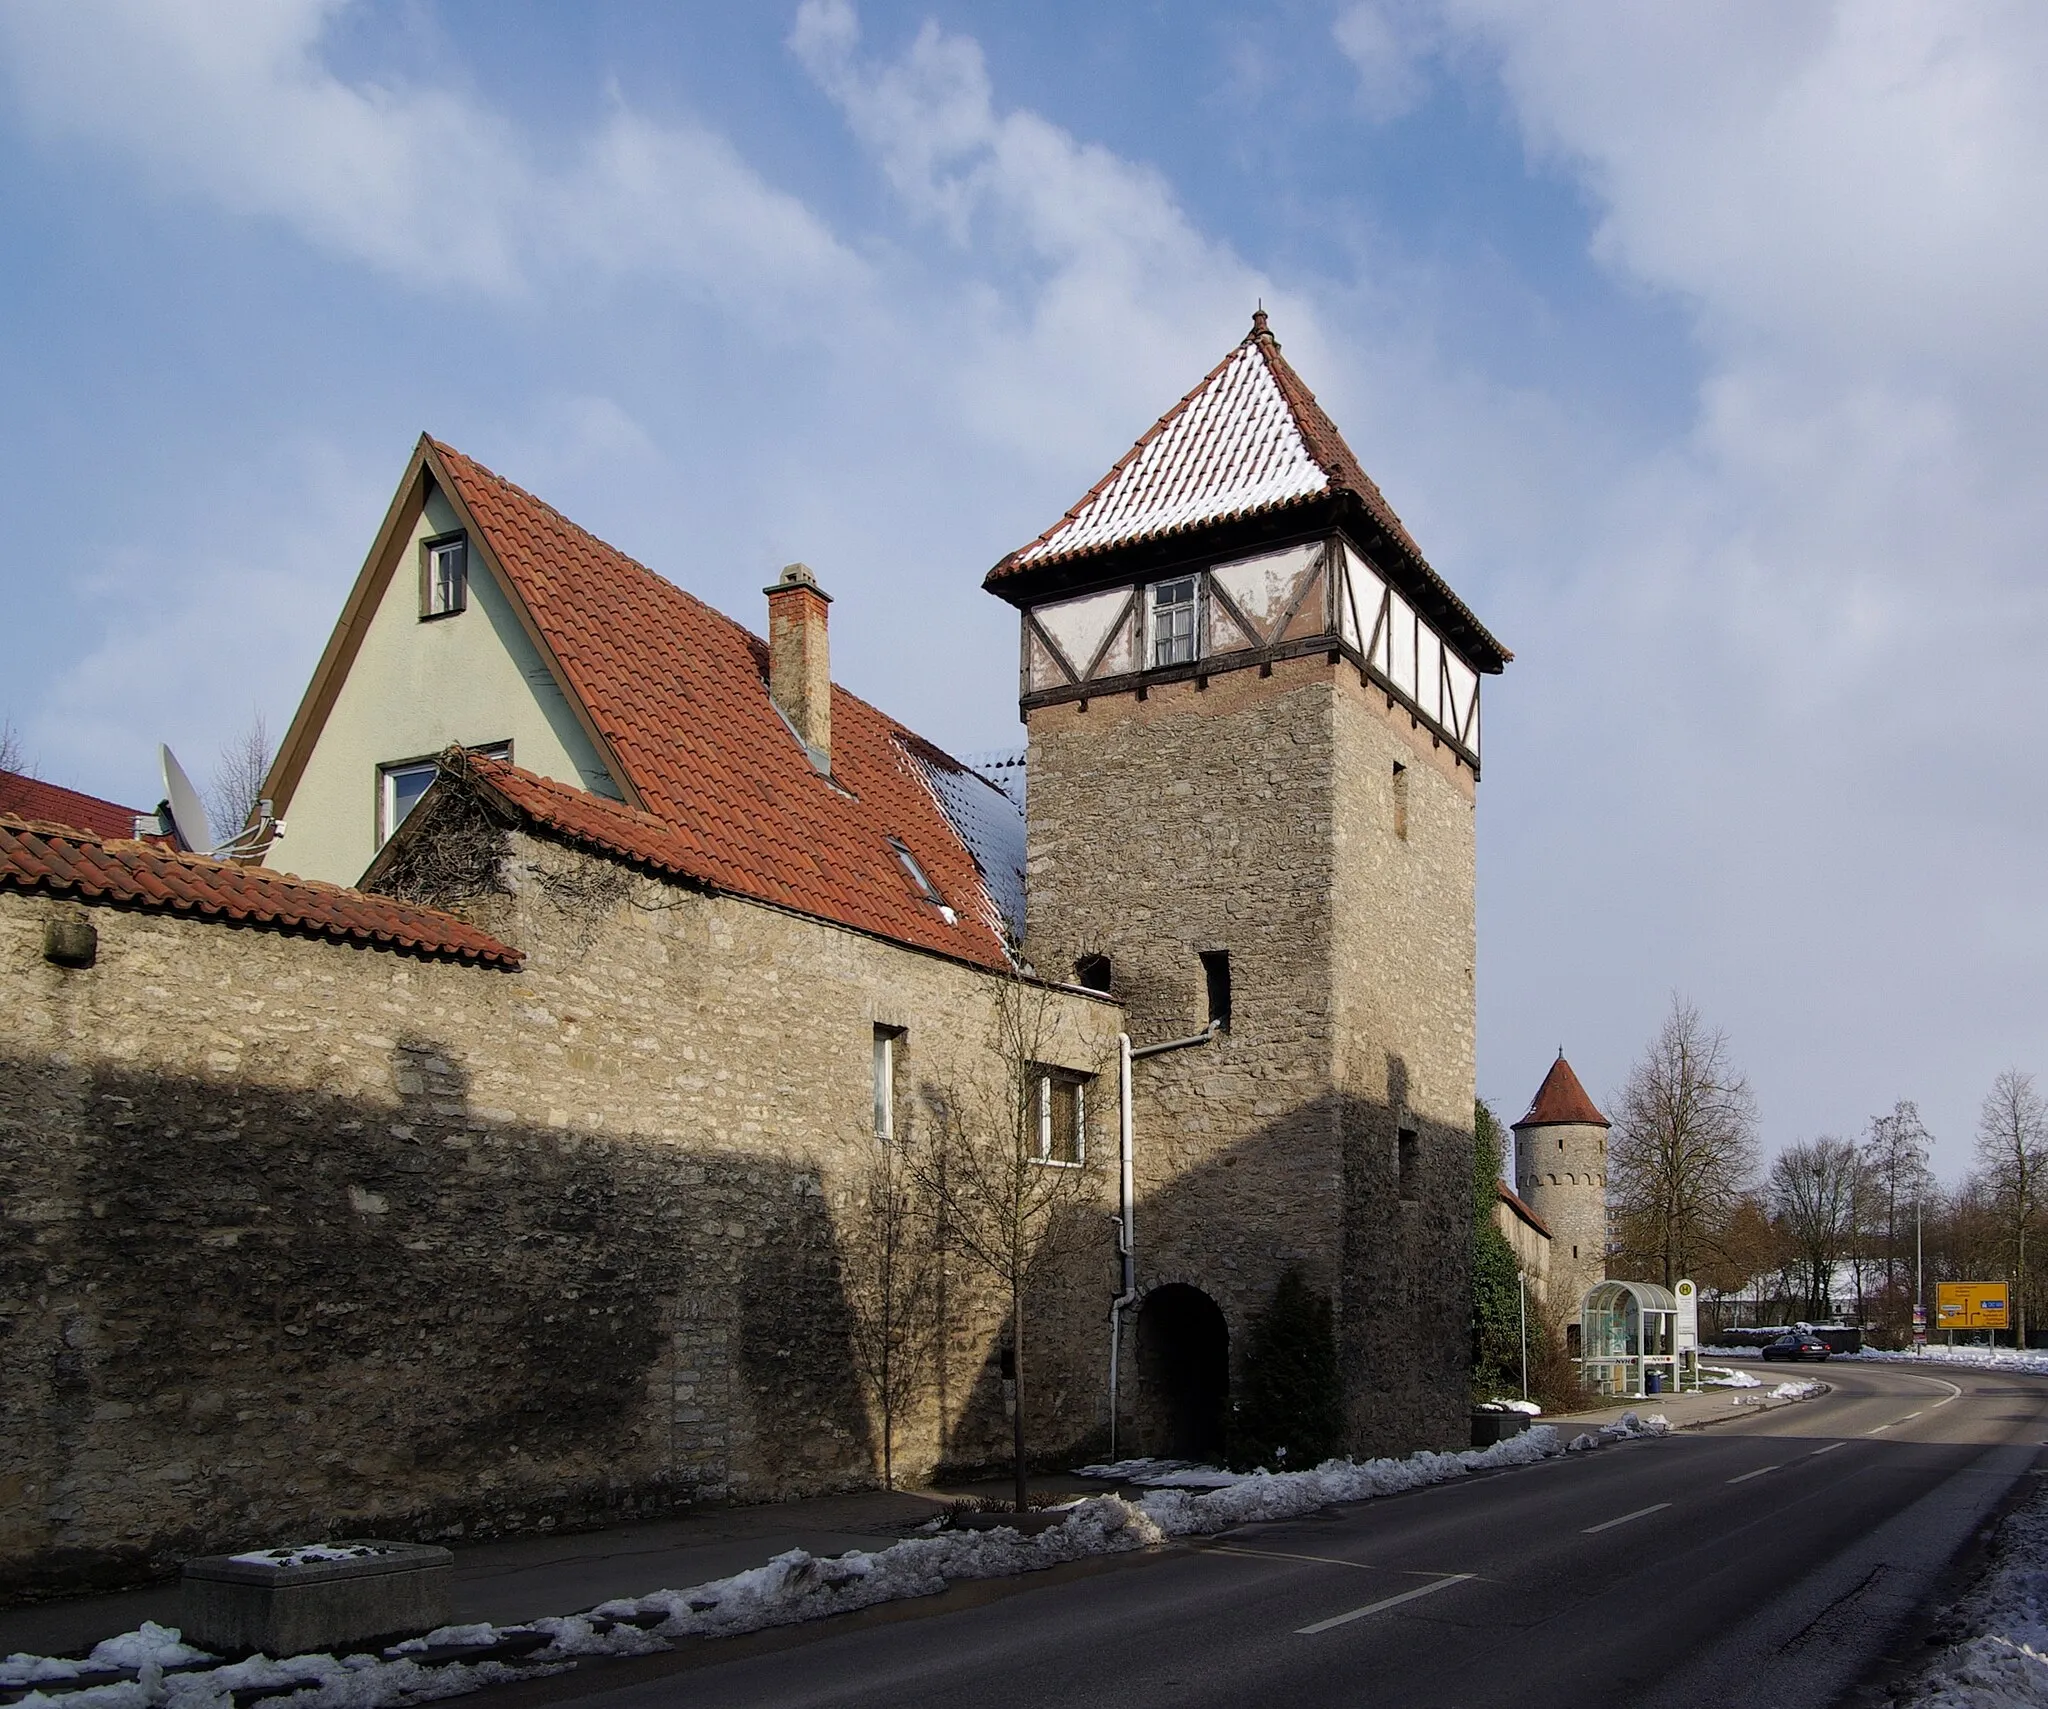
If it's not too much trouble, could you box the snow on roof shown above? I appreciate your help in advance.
[1011,327,1330,565]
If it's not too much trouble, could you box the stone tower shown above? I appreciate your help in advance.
[1512,1054,1610,1315]
[983,312,1510,1457]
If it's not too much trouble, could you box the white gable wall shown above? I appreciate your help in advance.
[269,485,620,886]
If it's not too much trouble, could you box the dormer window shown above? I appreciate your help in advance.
[422,531,468,618]
[888,836,956,923]
[1151,577,1199,667]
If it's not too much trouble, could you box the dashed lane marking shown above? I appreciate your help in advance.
[1810,1443,1845,1456]
[1582,1503,1671,1534]
[1296,1574,1476,1635]
[1727,1465,1780,1484]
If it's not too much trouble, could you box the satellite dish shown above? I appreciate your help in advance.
[159,744,214,855]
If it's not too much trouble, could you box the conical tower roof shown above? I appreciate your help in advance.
[985,310,1509,672]
[1514,1054,1610,1130]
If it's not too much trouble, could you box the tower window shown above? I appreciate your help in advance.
[873,1026,905,1142]
[1151,577,1199,667]
[422,531,468,618]
[1392,762,1409,840]
[1075,954,1112,993]
[1200,949,1231,1031]
[1397,1127,1419,1203]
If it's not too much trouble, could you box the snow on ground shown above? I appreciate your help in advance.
[1897,1479,2048,1707]
[229,1546,401,1569]
[1858,1347,2048,1378]
[1701,1366,1763,1388]
[0,1410,1720,1709]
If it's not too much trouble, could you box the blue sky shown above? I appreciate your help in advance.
[2,1,2043,1181]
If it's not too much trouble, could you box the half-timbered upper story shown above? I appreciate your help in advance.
[983,311,1509,773]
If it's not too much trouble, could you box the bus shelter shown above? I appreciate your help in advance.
[1578,1280,1688,1397]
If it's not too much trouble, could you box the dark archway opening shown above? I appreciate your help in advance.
[1137,1284,1230,1460]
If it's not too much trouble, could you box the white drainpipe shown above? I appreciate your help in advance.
[1106,1021,1218,1460]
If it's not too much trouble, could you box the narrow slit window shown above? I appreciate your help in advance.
[1397,1127,1419,1203]
[1392,761,1409,840]
[1200,949,1231,1031]
[422,531,469,618]
[1151,577,1199,667]
[873,1026,904,1142]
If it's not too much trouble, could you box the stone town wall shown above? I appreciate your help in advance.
[1494,1198,1553,1306]
[1024,651,1475,1458]
[0,832,1120,1597]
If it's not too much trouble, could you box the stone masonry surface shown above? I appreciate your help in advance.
[0,826,1120,1598]
[1022,650,1477,1459]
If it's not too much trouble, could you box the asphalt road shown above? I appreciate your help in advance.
[532,1362,2048,1709]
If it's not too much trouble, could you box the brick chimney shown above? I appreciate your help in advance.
[764,562,832,769]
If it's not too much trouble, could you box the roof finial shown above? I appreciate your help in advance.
[1250,301,1271,342]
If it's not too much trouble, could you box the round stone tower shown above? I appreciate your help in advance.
[1512,1053,1610,1317]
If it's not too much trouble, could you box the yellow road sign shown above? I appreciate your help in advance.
[1936,1281,2009,1329]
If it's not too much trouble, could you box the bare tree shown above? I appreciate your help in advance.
[1862,1101,1934,1321]
[1608,996,1760,1288]
[1767,1136,1863,1320]
[205,711,275,844]
[1975,1070,2048,1344]
[0,716,26,778]
[909,976,1105,1511]
[842,1130,939,1490]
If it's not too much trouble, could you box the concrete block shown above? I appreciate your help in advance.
[180,1540,453,1656]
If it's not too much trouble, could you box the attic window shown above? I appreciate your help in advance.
[1151,577,1199,667]
[422,531,469,618]
[888,837,955,922]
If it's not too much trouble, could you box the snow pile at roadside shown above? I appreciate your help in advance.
[2,1414,1709,1704]
[1769,1380,1826,1401]
[1860,1347,2048,1378]
[1474,1398,1543,1415]
[1701,1366,1762,1388]
[1072,1458,1243,1488]
[1898,1480,2048,1706]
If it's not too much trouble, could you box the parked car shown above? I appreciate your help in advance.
[1760,1333,1832,1362]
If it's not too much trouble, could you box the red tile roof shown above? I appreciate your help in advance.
[425,441,1015,971]
[0,768,141,841]
[0,816,521,967]
[1515,1054,1610,1129]
[986,312,1509,671]
[1497,1181,1553,1239]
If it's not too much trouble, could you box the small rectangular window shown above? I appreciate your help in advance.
[1392,762,1409,841]
[873,1026,904,1142]
[1397,1127,1419,1203]
[887,836,953,920]
[422,531,469,618]
[1151,577,1199,667]
[1075,954,1112,993]
[1200,949,1231,1031]
[1034,1069,1087,1166]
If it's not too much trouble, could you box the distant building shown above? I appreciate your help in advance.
[0,767,143,840]
[1512,1053,1610,1314]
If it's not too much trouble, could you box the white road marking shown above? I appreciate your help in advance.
[1296,1573,1476,1635]
[1727,1465,1779,1484]
[1868,1410,1926,1434]
[1930,1380,1964,1409]
[1209,1544,1382,1572]
[1582,1503,1671,1534]
[1810,1443,1845,1456]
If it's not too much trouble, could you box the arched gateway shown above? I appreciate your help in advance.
[1136,1284,1230,1460]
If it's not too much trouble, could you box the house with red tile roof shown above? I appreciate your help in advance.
[261,438,1022,972]
[0,766,146,841]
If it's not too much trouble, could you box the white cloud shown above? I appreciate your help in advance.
[1332,1,1441,123]
[0,0,864,316]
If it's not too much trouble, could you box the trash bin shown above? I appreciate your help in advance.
[1645,1371,1662,1396]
